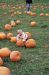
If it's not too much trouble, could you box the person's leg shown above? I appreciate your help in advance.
[26,3,30,12]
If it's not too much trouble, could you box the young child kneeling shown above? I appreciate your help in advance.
[16,29,28,42]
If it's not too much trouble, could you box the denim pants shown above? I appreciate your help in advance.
[26,3,30,11]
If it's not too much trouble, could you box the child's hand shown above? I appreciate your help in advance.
[23,40,26,43]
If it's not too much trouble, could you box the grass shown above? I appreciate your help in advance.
[0,0,49,75]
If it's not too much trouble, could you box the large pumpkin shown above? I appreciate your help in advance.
[4,24,12,30]
[6,33,13,39]
[30,21,37,27]
[16,39,24,47]
[10,37,17,42]
[0,58,3,66]
[0,32,6,40]
[10,51,22,62]
[10,20,16,27]
[0,66,10,75]
[25,39,36,48]
[0,48,11,58]
[25,32,32,39]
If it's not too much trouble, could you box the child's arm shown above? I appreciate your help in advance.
[23,34,28,42]
[16,35,20,40]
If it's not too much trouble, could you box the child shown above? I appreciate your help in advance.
[16,29,28,42]
[26,0,32,12]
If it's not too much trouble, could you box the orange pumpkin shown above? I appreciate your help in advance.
[30,21,37,27]
[4,24,12,30]
[16,39,24,47]
[29,12,33,16]
[0,58,3,66]
[32,13,37,16]
[0,48,11,58]
[25,32,32,39]
[10,51,22,62]
[45,13,49,16]
[10,37,17,42]
[40,13,44,16]
[6,33,13,39]
[10,20,16,27]
[0,32,6,40]
[25,39,36,48]
[16,20,21,24]
[0,66,10,75]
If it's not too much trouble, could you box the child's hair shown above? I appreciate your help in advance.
[17,29,23,33]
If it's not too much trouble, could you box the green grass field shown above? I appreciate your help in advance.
[0,0,49,75]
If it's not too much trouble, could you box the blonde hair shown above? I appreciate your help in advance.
[17,29,23,33]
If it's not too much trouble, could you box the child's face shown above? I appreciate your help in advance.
[18,32,22,35]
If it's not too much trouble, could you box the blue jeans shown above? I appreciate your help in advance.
[26,3,30,11]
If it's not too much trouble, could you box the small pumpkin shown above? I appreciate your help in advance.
[32,13,37,16]
[17,11,22,14]
[0,32,6,40]
[40,13,44,16]
[16,39,24,47]
[14,12,17,15]
[10,20,16,27]
[25,39,36,48]
[10,51,22,62]
[16,20,21,24]
[0,47,11,58]
[25,32,32,39]
[4,24,12,30]
[29,12,33,16]
[0,58,3,66]
[30,21,37,27]
[18,6,21,9]
[45,13,49,16]
[10,37,17,42]
[6,33,13,39]
[0,66,10,75]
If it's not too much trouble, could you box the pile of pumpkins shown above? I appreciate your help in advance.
[4,19,21,31]
[0,31,36,75]
[10,31,36,48]
[0,13,36,75]
[0,31,36,48]
[0,47,22,75]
